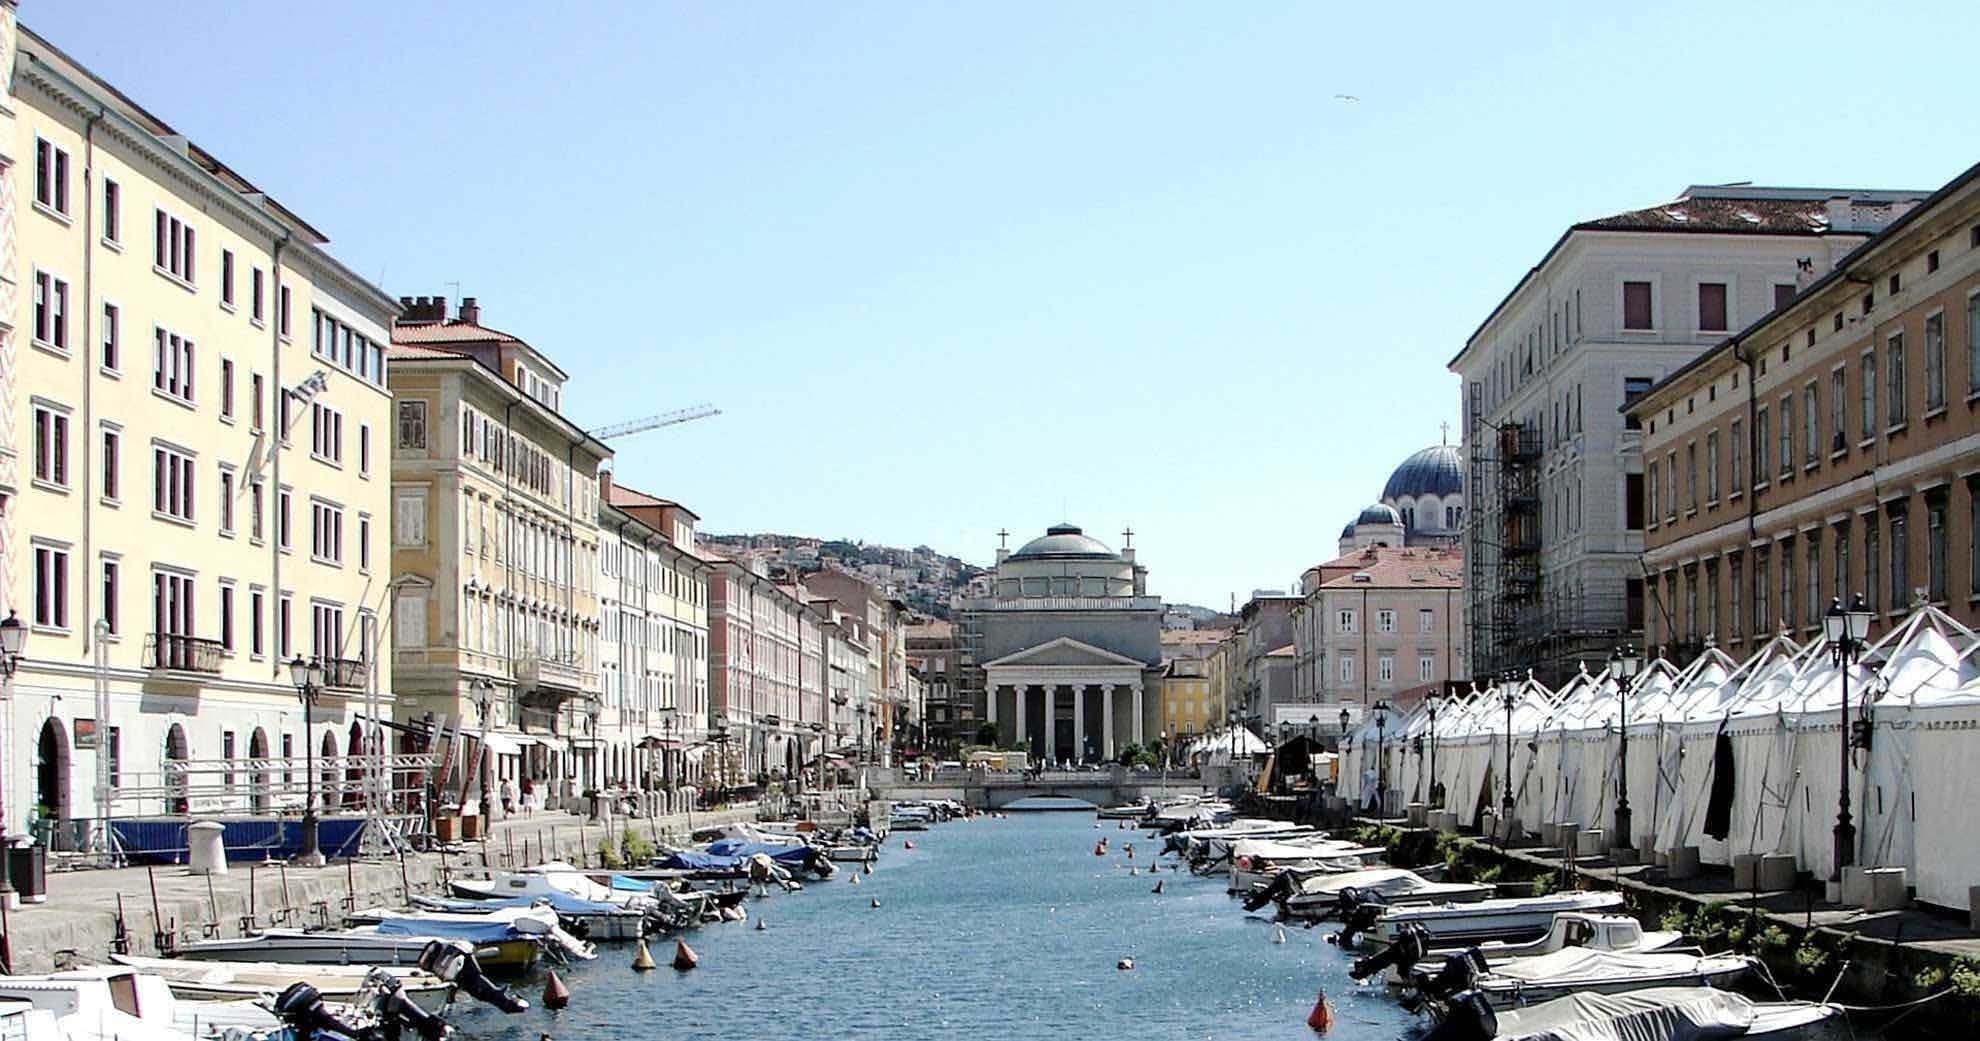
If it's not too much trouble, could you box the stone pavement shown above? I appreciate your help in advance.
[0,804,761,973]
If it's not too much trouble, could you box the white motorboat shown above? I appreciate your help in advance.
[1162,818,1308,857]
[1357,913,1687,984]
[109,953,454,1012]
[173,923,541,972]
[442,862,660,939]
[1245,866,1494,918]
[1353,890,1627,948]
[346,904,596,961]
[1420,985,1837,1041]
[1440,947,1760,1009]
[0,966,433,1041]
[1225,836,1384,892]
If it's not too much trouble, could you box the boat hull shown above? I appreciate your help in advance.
[175,934,541,973]
[1475,962,1754,1009]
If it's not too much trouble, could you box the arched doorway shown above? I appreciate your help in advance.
[164,723,190,815]
[320,731,339,812]
[248,728,271,815]
[346,720,365,809]
[37,718,72,850]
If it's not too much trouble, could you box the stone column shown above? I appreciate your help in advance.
[1102,683,1116,760]
[987,682,998,728]
[1073,684,1086,764]
[1014,684,1026,753]
[1132,682,1145,745]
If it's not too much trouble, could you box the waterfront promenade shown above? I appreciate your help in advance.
[2,804,761,973]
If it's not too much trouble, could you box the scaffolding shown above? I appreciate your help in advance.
[1465,383,1631,687]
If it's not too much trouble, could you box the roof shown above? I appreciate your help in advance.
[1355,503,1403,526]
[1382,445,1463,501]
[391,320,526,345]
[1448,184,1931,369]
[1162,628,1232,645]
[906,620,955,639]
[1308,546,1463,591]
[1266,644,1297,658]
[607,481,701,522]
[1008,522,1116,561]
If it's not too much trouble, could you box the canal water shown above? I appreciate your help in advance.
[450,810,1860,1041]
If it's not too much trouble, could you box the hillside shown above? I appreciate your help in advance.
[701,532,987,619]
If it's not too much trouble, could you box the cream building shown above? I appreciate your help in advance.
[388,296,609,814]
[1289,545,1464,716]
[2,13,401,849]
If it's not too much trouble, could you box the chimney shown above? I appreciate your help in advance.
[458,297,481,325]
[598,468,613,503]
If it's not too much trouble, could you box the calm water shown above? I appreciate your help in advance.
[451,810,1419,1041]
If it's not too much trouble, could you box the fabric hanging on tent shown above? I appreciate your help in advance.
[1703,727,1736,841]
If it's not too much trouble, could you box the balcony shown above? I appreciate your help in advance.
[144,633,224,675]
[321,656,369,691]
[514,652,593,699]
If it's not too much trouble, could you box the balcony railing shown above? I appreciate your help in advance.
[144,633,225,675]
[322,656,369,690]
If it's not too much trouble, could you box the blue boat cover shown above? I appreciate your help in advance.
[370,918,527,944]
[703,840,814,867]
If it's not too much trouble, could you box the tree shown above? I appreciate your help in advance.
[974,722,1000,747]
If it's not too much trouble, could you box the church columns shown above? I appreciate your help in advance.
[1014,684,1027,754]
[987,683,998,728]
[1132,682,1145,745]
[1073,685,1086,764]
[1101,683,1116,761]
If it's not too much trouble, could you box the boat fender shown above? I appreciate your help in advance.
[1116,958,1134,970]
[1272,924,1287,944]
[541,970,572,1010]
[668,939,697,971]
[1304,987,1333,1032]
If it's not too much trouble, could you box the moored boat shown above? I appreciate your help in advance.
[173,923,543,972]
[1353,890,1626,948]
[1419,985,1837,1041]
[109,953,454,1012]
[1416,946,1759,1010]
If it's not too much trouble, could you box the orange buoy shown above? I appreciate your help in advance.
[631,939,657,972]
[1306,988,1333,1033]
[671,939,699,971]
[542,970,571,1009]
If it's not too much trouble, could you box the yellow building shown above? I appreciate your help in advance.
[388,297,611,815]
[4,14,400,847]
[1158,659,1212,740]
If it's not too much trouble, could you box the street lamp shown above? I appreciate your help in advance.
[288,655,327,865]
[469,679,494,825]
[1425,693,1443,809]
[1499,670,1519,838]
[1609,645,1642,854]
[584,700,602,822]
[1374,700,1391,818]
[1337,706,1350,751]
[0,611,29,913]
[1822,595,1873,883]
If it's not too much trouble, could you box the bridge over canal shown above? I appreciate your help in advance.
[875,769,1213,810]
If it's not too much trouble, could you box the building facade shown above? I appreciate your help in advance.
[5,15,400,845]
[905,619,957,751]
[1289,545,1464,714]
[388,296,609,813]
[1229,593,1297,725]
[1450,185,1929,684]
[706,553,818,784]
[802,567,907,766]
[1631,162,1980,655]
[597,478,709,793]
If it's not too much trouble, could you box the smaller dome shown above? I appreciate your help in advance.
[1340,519,1358,539]
[1356,503,1402,527]
[1009,522,1116,560]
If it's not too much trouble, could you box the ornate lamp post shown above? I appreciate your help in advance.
[1823,595,1873,882]
[1425,693,1443,809]
[287,655,327,865]
[0,611,30,912]
[1373,700,1391,817]
[1499,670,1519,833]
[1337,706,1350,752]
[585,700,602,822]
[1609,645,1642,854]
[469,680,494,824]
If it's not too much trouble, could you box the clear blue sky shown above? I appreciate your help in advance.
[32,2,1980,608]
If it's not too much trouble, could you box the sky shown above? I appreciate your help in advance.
[29,2,1980,608]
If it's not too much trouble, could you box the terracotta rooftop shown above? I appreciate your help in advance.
[1310,546,1462,590]
[1576,196,1835,235]
[385,342,470,361]
[1162,628,1232,645]
[1266,644,1297,658]
[391,320,526,345]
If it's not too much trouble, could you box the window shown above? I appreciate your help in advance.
[1924,312,1945,410]
[1622,376,1654,429]
[251,373,265,432]
[1623,281,1653,330]
[1865,516,1881,613]
[1803,384,1818,464]
[1697,281,1728,332]
[1971,484,1980,598]
[1705,430,1720,502]
[1835,523,1851,602]
[1806,538,1821,627]
[250,589,265,657]
[218,467,235,534]
[152,328,195,404]
[1861,352,1877,439]
[219,584,236,652]
[1339,655,1354,685]
[100,427,119,502]
[153,209,196,283]
[278,285,291,338]
[33,544,70,629]
[1729,418,1744,493]
[1780,538,1795,632]
[249,481,264,542]
[100,302,119,371]
[278,594,292,658]
[251,268,265,322]
[1778,395,1793,474]
[1706,559,1721,638]
[396,591,426,648]
[397,400,428,449]
[1646,461,1660,521]
[221,250,235,308]
[220,359,235,421]
[358,515,371,572]
[1418,655,1435,682]
[1729,554,1743,639]
[392,490,431,549]
[1376,609,1396,633]
[152,444,196,523]
[1625,472,1645,529]
[312,603,345,660]
[1927,495,1947,602]
[1418,608,1434,633]
[101,558,119,636]
[1828,369,1846,453]
[33,270,70,351]
[1753,407,1770,484]
[311,500,344,565]
[1754,549,1770,634]
[1685,441,1697,509]
[278,489,292,550]
[1969,294,1980,396]
[34,137,70,215]
[1377,654,1395,684]
[1773,283,1796,311]
[1889,505,1910,608]
[102,178,119,241]
[359,425,371,475]
[33,403,70,487]
[1888,333,1907,427]
[310,403,343,464]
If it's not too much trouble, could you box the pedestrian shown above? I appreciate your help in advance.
[520,776,535,817]
[502,776,517,817]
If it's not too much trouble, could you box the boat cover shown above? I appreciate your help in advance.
[369,918,533,944]
[660,841,815,872]
[1487,947,1743,984]
[1382,891,1622,922]
[1490,986,1754,1041]
[1231,838,1376,861]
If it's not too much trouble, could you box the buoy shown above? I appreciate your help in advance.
[1130,866,1139,876]
[1093,843,1107,857]
[755,918,767,931]
[671,939,699,971]
[1152,880,1165,894]
[542,970,571,1010]
[1126,846,1135,860]
[1093,822,1102,829]
[1272,924,1287,944]
[1116,957,1134,971]
[850,874,861,885]
[870,897,881,909]
[863,862,873,875]
[1305,988,1333,1033]
[631,939,658,972]
[903,840,915,850]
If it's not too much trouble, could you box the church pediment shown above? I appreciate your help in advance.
[983,636,1146,669]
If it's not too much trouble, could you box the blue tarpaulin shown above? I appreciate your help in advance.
[370,918,529,944]
[111,818,392,865]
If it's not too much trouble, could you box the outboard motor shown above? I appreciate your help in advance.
[1336,899,1388,947]
[1410,947,1488,1003]
[1350,923,1429,981]
[1242,870,1292,912]
[418,940,529,1014]
[1419,990,1498,1041]
[273,982,368,1041]
[364,968,448,1041]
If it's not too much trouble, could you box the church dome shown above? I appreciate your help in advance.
[1382,444,1463,501]
[1010,522,1116,560]
[1356,503,1402,527]
[1340,519,1358,539]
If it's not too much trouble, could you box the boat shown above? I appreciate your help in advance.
[1352,890,1627,948]
[887,805,933,831]
[1414,946,1760,1009]
[1225,836,1385,892]
[109,953,455,1012]
[348,904,596,962]
[1355,913,1687,983]
[1095,799,1153,820]
[1244,866,1494,919]
[441,862,669,938]
[0,966,442,1041]
[655,839,835,878]
[173,922,543,972]
[1420,985,1838,1041]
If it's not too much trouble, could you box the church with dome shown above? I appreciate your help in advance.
[953,523,1164,765]
[1337,441,1465,556]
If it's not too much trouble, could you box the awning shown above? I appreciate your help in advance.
[480,732,522,756]
[636,734,682,749]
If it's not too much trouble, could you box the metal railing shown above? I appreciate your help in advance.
[144,633,225,675]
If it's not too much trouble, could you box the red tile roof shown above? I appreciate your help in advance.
[392,320,525,345]
[1311,546,1462,590]
[1577,197,1833,235]
[1162,628,1232,644]
[386,342,470,361]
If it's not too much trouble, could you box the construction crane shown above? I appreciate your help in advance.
[588,403,721,441]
